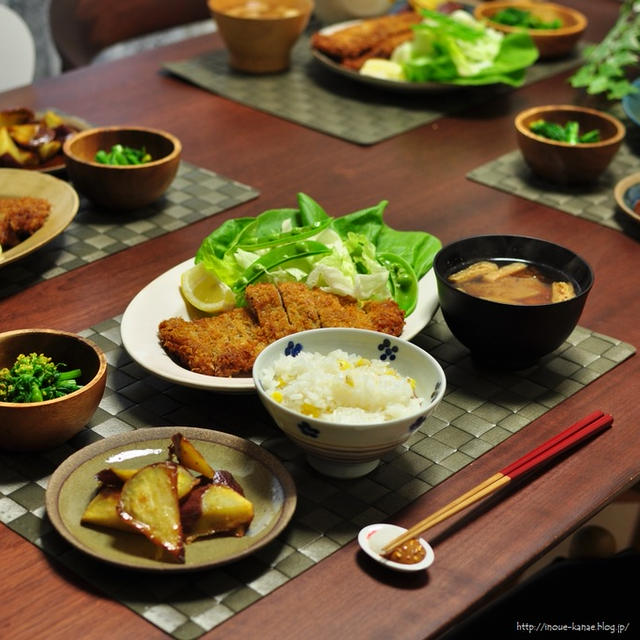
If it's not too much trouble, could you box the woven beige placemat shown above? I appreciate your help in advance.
[0,310,634,639]
[164,37,585,146]
[467,112,640,237]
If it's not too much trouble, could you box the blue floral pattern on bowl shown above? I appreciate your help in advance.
[377,338,399,361]
[298,421,319,438]
[408,415,426,432]
[285,341,303,357]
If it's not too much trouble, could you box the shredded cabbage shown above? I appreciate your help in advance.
[390,9,538,86]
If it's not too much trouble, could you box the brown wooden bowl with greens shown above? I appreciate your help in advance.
[63,126,181,210]
[0,329,107,451]
[515,104,625,185]
[474,1,587,59]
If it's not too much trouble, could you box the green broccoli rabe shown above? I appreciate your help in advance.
[94,144,152,165]
[0,353,82,403]
[529,119,601,144]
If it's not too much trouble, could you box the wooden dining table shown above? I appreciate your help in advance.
[1,1,638,638]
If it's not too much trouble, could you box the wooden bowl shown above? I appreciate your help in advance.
[614,172,640,225]
[474,1,587,59]
[0,329,107,451]
[63,126,181,210]
[515,105,625,185]
[208,0,313,73]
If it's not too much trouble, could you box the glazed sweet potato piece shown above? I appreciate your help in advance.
[81,487,134,532]
[181,482,254,543]
[96,464,199,499]
[117,462,184,561]
[169,433,215,479]
[0,107,33,127]
[0,127,37,167]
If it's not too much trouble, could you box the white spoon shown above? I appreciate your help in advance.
[358,523,435,572]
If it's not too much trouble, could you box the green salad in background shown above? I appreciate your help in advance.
[194,193,441,316]
[361,9,539,86]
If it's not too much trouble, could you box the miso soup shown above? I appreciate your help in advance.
[225,1,301,17]
[447,259,576,305]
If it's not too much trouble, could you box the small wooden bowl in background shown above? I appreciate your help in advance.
[474,1,587,59]
[208,0,313,73]
[0,329,107,451]
[63,126,181,210]
[614,172,640,225]
[515,104,625,185]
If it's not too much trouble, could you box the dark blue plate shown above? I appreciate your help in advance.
[613,171,640,224]
[621,78,640,126]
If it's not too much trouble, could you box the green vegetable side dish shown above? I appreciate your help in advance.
[491,8,562,30]
[529,119,601,144]
[388,9,539,87]
[0,353,82,403]
[195,193,441,316]
[569,0,640,99]
[94,144,152,166]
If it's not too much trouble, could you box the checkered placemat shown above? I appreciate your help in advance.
[164,37,585,146]
[467,115,640,234]
[0,310,634,639]
[0,162,259,299]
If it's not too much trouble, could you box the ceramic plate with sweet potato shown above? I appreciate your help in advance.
[45,427,297,571]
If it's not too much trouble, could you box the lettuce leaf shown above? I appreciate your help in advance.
[332,202,441,279]
[392,9,538,86]
[194,194,441,315]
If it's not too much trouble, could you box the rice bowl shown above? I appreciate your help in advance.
[253,328,446,478]
[260,348,424,423]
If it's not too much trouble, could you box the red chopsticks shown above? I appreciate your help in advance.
[380,410,613,555]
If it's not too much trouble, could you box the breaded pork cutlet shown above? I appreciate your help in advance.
[158,308,266,377]
[363,299,405,336]
[158,282,406,377]
[309,287,376,329]
[245,283,292,342]
[277,282,321,331]
[310,12,421,62]
[0,196,50,249]
[342,31,416,71]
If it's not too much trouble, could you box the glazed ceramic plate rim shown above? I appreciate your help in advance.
[120,258,439,393]
[358,523,435,572]
[310,20,465,94]
[613,171,640,224]
[0,168,79,268]
[45,426,297,572]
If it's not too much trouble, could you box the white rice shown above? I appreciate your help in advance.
[260,348,424,423]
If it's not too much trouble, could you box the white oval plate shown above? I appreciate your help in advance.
[120,258,438,393]
[358,523,435,572]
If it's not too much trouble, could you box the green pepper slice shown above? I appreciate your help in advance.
[236,194,332,250]
[232,240,332,299]
[377,252,419,316]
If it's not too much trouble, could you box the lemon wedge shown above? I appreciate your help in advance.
[180,262,236,314]
[359,58,406,82]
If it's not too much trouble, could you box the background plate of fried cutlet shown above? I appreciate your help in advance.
[310,19,467,94]
[0,168,79,268]
[120,258,440,393]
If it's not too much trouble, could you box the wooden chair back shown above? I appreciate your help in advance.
[49,0,211,70]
